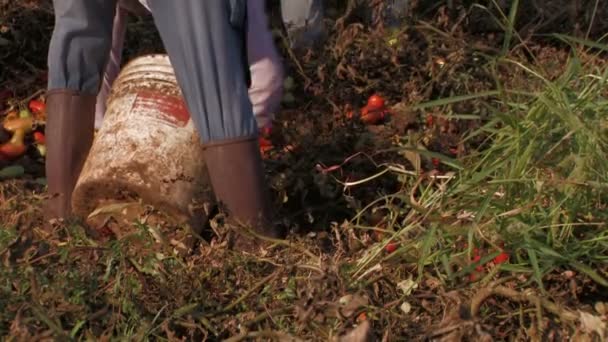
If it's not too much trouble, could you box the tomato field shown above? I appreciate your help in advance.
[1,1,608,340]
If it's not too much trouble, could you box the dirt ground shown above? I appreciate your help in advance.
[1,0,608,341]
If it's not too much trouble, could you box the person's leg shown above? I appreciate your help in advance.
[98,0,283,132]
[280,0,325,50]
[95,4,128,130]
[246,0,284,130]
[146,0,279,237]
[45,0,117,223]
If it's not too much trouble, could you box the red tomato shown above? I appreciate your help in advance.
[33,131,45,144]
[360,106,369,117]
[385,242,398,253]
[366,94,385,111]
[259,125,272,138]
[361,108,388,125]
[432,158,440,168]
[493,251,509,264]
[0,143,26,159]
[426,114,434,127]
[471,253,484,272]
[259,136,272,147]
[29,99,46,114]
[259,136,273,155]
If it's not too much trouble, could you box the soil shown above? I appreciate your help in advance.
[1,0,607,341]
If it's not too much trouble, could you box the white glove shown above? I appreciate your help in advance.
[246,0,284,130]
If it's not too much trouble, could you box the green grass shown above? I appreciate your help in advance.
[353,37,608,293]
[3,1,608,340]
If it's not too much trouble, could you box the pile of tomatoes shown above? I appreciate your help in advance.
[346,94,390,125]
[0,97,47,165]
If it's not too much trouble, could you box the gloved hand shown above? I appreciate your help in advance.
[246,0,284,131]
[95,0,284,132]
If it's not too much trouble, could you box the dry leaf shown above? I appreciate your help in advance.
[402,149,421,173]
[397,276,418,296]
[338,320,372,342]
[87,201,141,219]
[400,302,412,314]
[328,293,370,318]
[579,311,606,340]
[594,302,606,315]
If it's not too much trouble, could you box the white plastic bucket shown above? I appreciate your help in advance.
[72,54,213,230]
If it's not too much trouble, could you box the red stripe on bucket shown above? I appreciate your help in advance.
[133,90,190,127]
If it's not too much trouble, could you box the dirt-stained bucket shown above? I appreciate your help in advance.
[72,54,214,235]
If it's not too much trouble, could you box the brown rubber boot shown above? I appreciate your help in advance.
[202,136,282,244]
[44,90,96,226]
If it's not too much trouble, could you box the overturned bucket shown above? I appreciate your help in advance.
[72,54,214,233]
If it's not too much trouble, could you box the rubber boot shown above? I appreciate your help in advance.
[202,136,282,244]
[44,90,96,226]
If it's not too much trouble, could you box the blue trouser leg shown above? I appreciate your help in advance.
[146,0,257,143]
[47,0,117,94]
[147,0,276,236]
[45,0,117,222]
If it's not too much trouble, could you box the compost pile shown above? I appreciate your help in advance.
[1,0,608,341]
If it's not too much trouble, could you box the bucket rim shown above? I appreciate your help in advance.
[120,53,172,70]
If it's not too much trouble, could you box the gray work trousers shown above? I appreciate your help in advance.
[47,0,257,143]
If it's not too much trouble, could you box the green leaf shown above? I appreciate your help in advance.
[412,91,501,110]
[70,320,87,338]
[526,248,545,292]
[0,165,25,180]
[570,261,608,287]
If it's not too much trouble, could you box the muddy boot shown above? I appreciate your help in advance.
[44,90,96,227]
[202,136,282,247]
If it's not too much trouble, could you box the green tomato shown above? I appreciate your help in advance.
[19,108,31,118]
